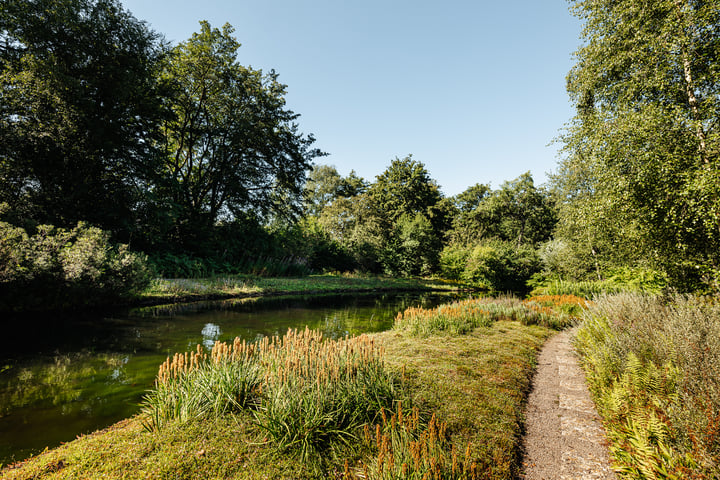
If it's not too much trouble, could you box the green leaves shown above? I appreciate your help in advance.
[161,21,323,240]
[557,0,720,291]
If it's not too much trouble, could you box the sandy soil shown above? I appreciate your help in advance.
[520,327,618,480]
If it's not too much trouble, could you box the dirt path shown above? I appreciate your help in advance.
[520,327,617,480]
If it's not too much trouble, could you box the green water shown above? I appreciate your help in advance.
[0,291,462,466]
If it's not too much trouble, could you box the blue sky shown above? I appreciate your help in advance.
[120,0,583,196]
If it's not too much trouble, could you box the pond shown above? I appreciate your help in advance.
[0,291,463,466]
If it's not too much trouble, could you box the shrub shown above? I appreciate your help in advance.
[575,293,720,478]
[0,221,152,310]
[462,240,541,293]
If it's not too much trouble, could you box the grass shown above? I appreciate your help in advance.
[140,273,461,304]
[574,292,720,479]
[2,295,564,479]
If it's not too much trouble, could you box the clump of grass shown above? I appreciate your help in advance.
[394,295,581,335]
[574,292,720,478]
[141,328,401,468]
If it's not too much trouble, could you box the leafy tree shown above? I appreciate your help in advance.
[451,173,556,247]
[160,22,324,247]
[558,0,720,291]
[0,0,168,239]
[318,194,384,272]
[367,155,443,227]
[303,165,367,217]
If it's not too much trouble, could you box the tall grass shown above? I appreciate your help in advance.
[393,295,585,335]
[574,293,720,479]
[141,328,401,467]
[351,404,481,479]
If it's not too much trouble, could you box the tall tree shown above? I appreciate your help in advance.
[451,173,556,247]
[0,0,168,238]
[161,21,323,244]
[303,165,367,217]
[557,0,720,290]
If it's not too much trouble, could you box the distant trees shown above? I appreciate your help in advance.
[555,0,720,292]
[438,173,555,291]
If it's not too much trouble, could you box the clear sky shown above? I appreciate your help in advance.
[120,0,583,197]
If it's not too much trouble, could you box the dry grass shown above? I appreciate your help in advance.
[575,292,720,479]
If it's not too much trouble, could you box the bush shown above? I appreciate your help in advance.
[0,221,152,310]
[440,240,541,293]
[575,293,720,478]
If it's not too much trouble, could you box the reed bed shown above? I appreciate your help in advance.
[141,327,401,466]
[394,295,583,335]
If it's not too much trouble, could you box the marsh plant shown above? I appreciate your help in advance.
[393,295,582,336]
[575,293,720,478]
[141,328,402,465]
[350,404,481,480]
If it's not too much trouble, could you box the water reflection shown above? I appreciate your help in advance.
[0,291,465,465]
[201,323,222,349]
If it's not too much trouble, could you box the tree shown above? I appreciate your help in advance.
[303,165,367,217]
[367,155,443,226]
[0,0,168,239]
[451,173,556,247]
[558,0,720,290]
[160,22,323,245]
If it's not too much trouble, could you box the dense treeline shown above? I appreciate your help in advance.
[1,0,718,310]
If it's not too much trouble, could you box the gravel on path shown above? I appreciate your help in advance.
[520,327,617,480]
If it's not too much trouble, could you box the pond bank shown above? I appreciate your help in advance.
[1,319,553,479]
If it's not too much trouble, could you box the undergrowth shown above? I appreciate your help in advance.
[575,293,720,479]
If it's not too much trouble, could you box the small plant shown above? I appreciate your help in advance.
[348,404,481,479]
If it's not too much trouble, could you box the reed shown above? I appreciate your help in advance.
[141,327,402,467]
[349,403,480,480]
[394,295,581,336]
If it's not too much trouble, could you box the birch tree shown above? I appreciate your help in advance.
[556,0,720,290]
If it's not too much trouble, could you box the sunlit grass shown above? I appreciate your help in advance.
[141,274,460,302]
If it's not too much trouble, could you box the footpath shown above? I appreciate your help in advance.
[521,327,618,480]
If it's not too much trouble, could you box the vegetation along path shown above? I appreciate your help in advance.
[521,327,617,480]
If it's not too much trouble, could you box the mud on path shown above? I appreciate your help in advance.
[520,327,617,480]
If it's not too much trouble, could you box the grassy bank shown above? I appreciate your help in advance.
[2,295,580,479]
[139,274,462,305]
[574,293,720,479]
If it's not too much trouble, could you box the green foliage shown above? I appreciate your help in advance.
[575,293,720,478]
[0,221,152,310]
[450,173,556,247]
[556,0,720,292]
[316,157,449,275]
[303,165,367,218]
[440,240,541,293]
[159,21,323,242]
[0,0,168,239]
[529,267,668,298]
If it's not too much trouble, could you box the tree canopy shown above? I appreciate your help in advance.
[161,21,323,235]
[555,0,720,291]
[0,0,168,238]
